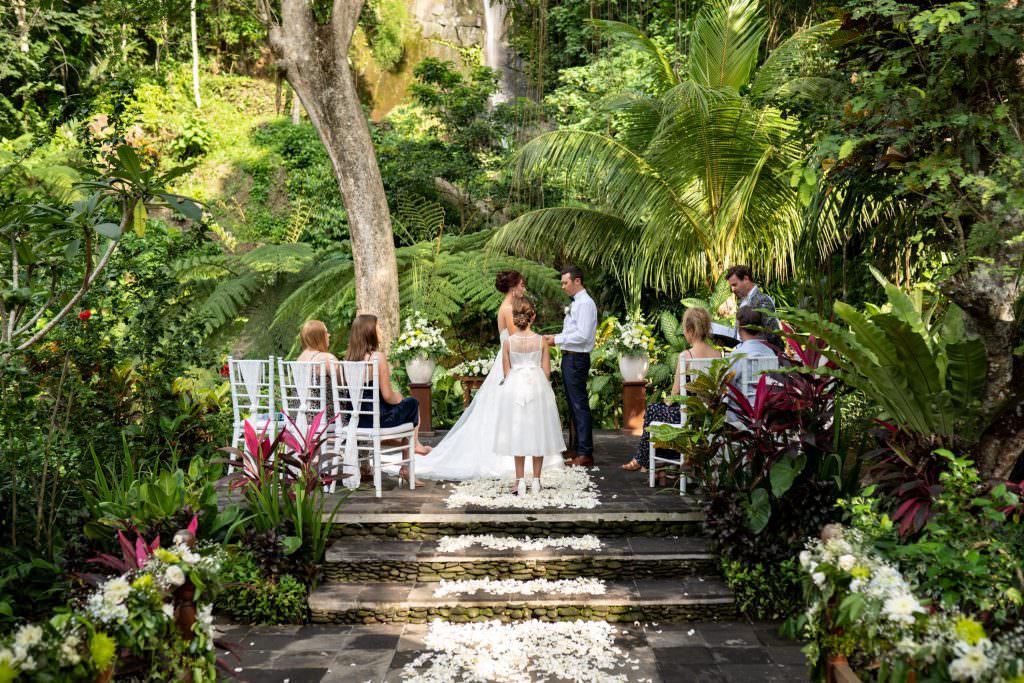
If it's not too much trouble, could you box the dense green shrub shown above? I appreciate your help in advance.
[722,557,803,620]
[217,550,309,624]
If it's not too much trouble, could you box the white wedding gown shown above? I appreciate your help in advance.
[415,329,566,480]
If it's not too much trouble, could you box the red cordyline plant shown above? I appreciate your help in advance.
[87,516,198,575]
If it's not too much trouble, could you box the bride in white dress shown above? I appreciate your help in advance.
[414,270,566,480]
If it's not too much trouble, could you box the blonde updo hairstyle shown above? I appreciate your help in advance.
[512,298,536,330]
[682,306,712,343]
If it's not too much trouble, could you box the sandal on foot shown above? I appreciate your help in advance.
[621,459,643,471]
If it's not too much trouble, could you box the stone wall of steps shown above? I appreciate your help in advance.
[310,513,735,626]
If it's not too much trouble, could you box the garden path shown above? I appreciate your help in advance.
[224,431,808,681]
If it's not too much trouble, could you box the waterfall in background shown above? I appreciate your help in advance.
[482,0,513,103]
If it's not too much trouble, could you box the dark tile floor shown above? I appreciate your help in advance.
[218,620,808,682]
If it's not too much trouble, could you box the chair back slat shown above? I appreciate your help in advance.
[228,357,275,422]
[677,356,716,397]
[277,360,329,434]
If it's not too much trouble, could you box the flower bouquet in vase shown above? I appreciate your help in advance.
[449,356,495,378]
[390,311,449,384]
[610,311,656,381]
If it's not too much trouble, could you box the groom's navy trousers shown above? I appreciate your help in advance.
[561,351,593,456]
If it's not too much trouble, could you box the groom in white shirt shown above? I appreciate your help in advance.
[544,266,598,467]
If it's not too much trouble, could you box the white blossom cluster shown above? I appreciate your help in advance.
[391,311,449,360]
[0,624,44,673]
[86,576,132,624]
[402,619,637,682]
[437,534,603,553]
[800,526,1024,682]
[610,312,655,355]
[433,577,607,598]
[0,620,89,673]
[445,468,601,510]
[449,357,494,377]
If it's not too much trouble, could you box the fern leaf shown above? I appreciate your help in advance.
[197,271,264,331]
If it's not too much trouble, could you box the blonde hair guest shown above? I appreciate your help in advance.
[296,320,342,420]
[620,306,722,474]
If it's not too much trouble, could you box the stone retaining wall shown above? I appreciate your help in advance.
[311,602,737,625]
[325,558,717,582]
[334,520,703,540]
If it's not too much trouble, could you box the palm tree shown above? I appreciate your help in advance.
[490,0,836,302]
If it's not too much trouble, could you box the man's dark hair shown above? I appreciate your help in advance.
[560,265,584,284]
[725,265,753,281]
[736,306,763,334]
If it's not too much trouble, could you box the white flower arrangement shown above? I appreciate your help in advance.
[608,311,656,356]
[437,534,603,553]
[445,468,601,510]
[449,356,494,377]
[798,525,1024,681]
[402,619,633,683]
[434,577,607,597]
[390,311,449,363]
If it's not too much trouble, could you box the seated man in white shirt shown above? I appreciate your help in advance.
[729,307,778,409]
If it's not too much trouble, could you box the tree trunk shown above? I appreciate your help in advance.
[267,0,400,343]
[944,256,1024,479]
[13,0,29,53]
[291,94,302,124]
[191,0,202,109]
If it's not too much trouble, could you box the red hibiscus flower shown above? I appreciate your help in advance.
[79,310,92,321]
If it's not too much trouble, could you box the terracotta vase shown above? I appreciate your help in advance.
[94,665,114,683]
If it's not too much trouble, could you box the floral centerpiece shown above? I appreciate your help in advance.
[797,524,1024,682]
[389,311,449,384]
[608,311,656,381]
[0,530,223,682]
[449,357,494,378]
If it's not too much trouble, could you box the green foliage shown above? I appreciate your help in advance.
[83,449,246,544]
[780,271,988,445]
[217,549,309,624]
[494,2,838,300]
[889,451,1024,621]
[721,557,803,620]
[360,0,411,72]
[168,115,213,160]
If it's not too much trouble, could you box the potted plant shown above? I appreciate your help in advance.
[390,311,449,384]
[611,311,656,381]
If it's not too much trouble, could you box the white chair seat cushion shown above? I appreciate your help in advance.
[353,423,415,437]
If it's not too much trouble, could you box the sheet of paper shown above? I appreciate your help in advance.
[711,322,738,340]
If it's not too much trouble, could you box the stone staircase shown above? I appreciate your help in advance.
[308,471,736,626]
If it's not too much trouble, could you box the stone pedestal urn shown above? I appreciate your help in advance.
[406,355,437,384]
[618,354,650,382]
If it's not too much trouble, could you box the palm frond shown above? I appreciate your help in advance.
[196,271,264,332]
[240,243,316,274]
[748,20,839,101]
[588,19,679,93]
[687,0,766,90]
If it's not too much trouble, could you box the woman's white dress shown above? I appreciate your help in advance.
[414,329,566,479]
[493,333,567,458]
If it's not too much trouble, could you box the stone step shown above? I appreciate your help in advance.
[308,578,736,625]
[331,511,704,540]
[324,536,718,582]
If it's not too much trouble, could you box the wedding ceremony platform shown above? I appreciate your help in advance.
[211,431,809,681]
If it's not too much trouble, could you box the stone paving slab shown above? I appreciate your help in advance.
[217,620,808,682]
[322,431,698,518]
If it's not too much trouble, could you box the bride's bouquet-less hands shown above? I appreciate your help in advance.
[608,311,656,357]
[389,311,450,362]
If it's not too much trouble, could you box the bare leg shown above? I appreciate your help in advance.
[512,456,526,495]
[531,456,543,479]
[413,424,432,455]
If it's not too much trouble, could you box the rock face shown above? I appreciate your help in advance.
[358,0,518,119]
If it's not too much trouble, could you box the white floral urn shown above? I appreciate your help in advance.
[618,354,649,382]
[406,355,437,384]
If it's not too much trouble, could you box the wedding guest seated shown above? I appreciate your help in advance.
[621,307,722,472]
[728,306,778,402]
[343,314,432,455]
[296,319,341,421]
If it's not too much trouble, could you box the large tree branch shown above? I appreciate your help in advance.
[14,270,59,337]
[14,200,132,352]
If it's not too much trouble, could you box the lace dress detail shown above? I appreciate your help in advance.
[493,333,567,458]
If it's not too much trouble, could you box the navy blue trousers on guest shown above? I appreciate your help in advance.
[634,402,682,468]
[561,353,593,456]
[357,395,420,429]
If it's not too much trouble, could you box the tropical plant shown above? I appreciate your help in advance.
[216,549,309,624]
[491,0,839,300]
[781,270,988,447]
